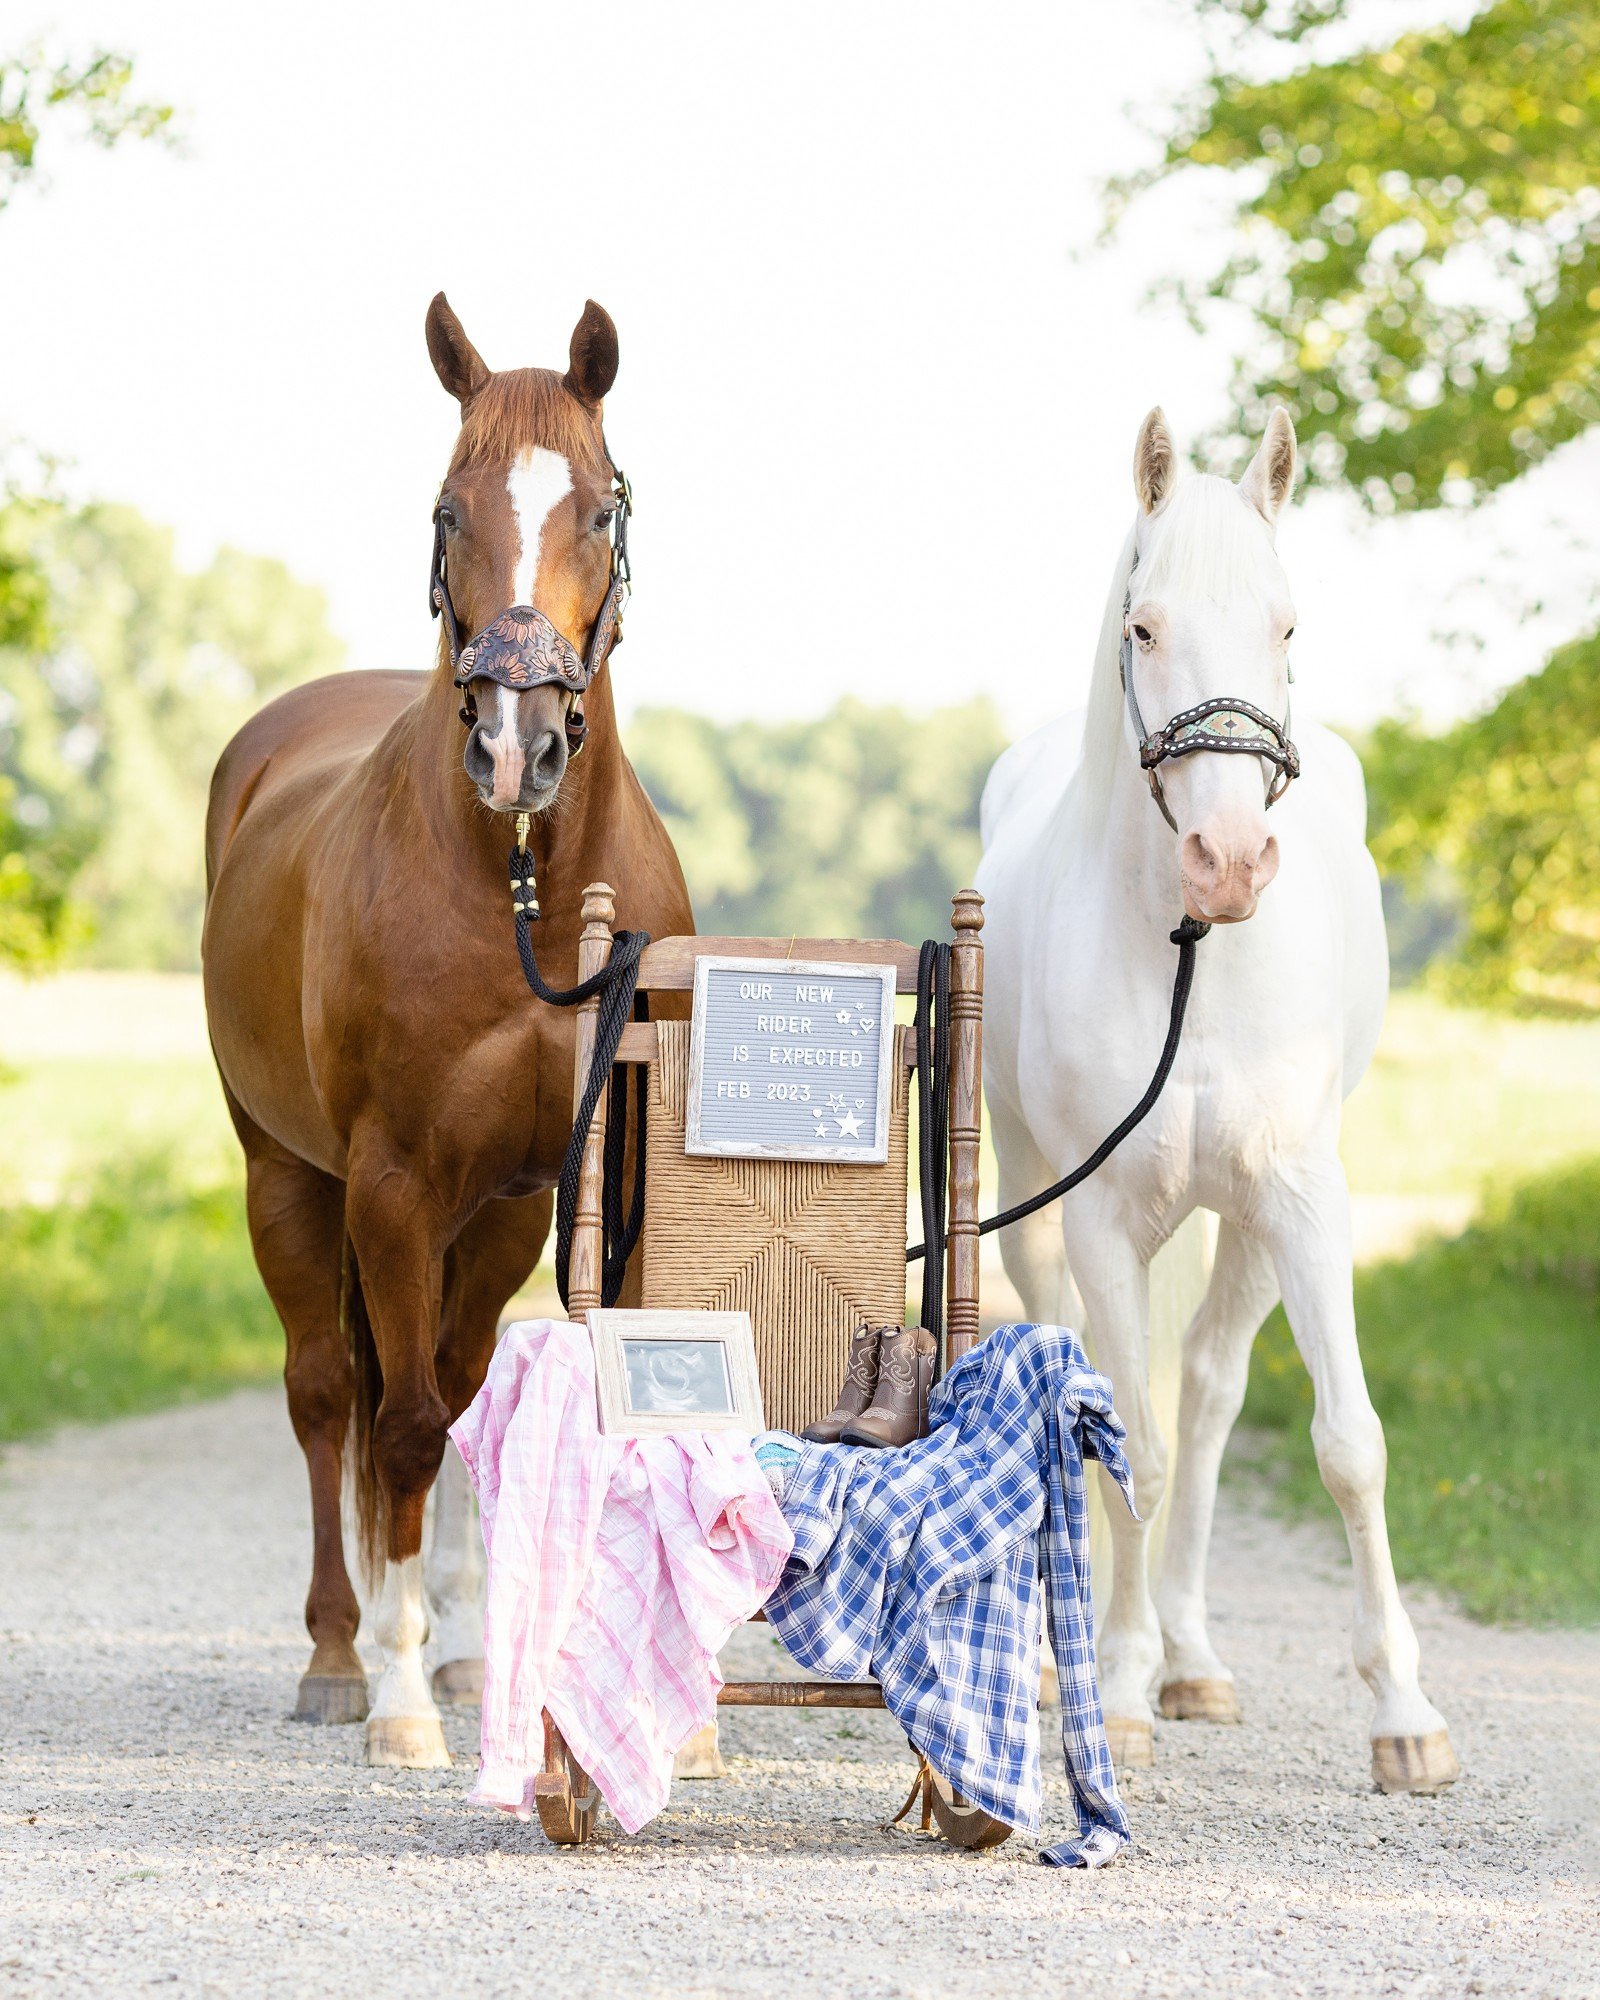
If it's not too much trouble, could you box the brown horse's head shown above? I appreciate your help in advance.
[426,292,621,814]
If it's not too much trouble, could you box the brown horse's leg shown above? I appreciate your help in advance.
[343,1161,455,1768]
[239,1137,367,1724]
[428,1191,554,1705]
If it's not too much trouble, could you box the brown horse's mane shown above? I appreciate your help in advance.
[450,368,608,472]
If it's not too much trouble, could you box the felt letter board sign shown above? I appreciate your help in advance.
[685,957,896,1163]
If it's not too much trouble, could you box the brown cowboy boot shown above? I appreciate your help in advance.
[801,1322,887,1443]
[840,1326,936,1449]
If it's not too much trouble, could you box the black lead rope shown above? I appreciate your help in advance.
[509,844,650,1312]
[907,915,1210,1270]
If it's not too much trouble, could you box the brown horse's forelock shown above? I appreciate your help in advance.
[448,367,608,474]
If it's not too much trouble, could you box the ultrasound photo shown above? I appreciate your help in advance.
[621,1338,735,1417]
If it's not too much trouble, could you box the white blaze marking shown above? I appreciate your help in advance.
[487,683,526,807]
[506,446,573,606]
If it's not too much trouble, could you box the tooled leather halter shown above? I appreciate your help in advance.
[1119,549,1301,833]
[430,445,633,762]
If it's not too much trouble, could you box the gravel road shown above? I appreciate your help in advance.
[2,1388,1596,1999]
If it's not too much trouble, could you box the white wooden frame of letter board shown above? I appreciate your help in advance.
[685,955,897,1164]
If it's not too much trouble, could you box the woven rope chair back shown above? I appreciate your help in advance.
[640,1020,913,1435]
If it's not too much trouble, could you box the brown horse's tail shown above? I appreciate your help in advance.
[341,1236,385,1589]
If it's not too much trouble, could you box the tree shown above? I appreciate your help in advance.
[0,504,344,969]
[0,44,173,965]
[0,46,171,213]
[1365,631,1600,1014]
[1136,0,1600,511]
[628,700,1008,944]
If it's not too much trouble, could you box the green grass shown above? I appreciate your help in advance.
[0,1153,281,1442]
[0,1054,240,1203]
[1338,992,1600,1197]
[1244,1155,1600,1625]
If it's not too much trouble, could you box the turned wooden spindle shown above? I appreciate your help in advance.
[567,882,617,1325]
[945,889,985,1362]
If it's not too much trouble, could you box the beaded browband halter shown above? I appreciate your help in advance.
[430,444,633,762]
[1119,548,1301,833]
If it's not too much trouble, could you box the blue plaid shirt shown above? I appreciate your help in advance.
[764,1322,1134,1866]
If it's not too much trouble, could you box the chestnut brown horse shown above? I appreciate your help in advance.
[202,295,693,1767]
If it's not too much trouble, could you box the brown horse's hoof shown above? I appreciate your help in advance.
[365,1715,452,1769]
[1105,1716,1154,1769]
[294,1672,370,1725]
[431,1657,484,1706]
[1372,1729,1460,1795]
[672,1721,727,1781]
[1160,1677,1242,1724]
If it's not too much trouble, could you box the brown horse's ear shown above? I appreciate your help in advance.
[564,300,618,407]
[426,292,491,406]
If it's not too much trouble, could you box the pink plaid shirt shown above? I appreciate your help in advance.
[450,1318,793,1835]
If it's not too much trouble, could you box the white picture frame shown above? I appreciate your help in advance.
[685,954,897,1163]
[587,1309,766,1438]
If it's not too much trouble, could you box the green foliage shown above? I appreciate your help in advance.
[0,1154,280,1442]
[1245,1155,1600,1623]
[1364,629,1600,1012]
[0,41,174,965]
[0,489,83,965]
[0,504,344,968]
[0,45,172,211]
[628,698,1007,943]
[1139,0,1600,510]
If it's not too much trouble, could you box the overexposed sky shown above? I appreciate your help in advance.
[4,0,1593,735]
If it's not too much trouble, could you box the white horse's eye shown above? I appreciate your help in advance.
[1133,624,1153,645]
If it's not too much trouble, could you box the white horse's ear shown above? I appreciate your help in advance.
[1240,407,1298,527]
[1133,407,1178,515]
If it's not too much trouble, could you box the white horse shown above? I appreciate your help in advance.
[977,408,1459,1795]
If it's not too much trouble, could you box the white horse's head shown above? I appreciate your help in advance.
[1124,407,1298,923]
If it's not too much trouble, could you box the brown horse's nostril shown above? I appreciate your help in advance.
[463,722,497,792]
[528,729,565,790]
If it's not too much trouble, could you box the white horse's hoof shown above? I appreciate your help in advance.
[1105,1716,1155,1768]
[1160,1676,1241,1724]
[1372,1729,1459,1795]
[431,1658,484,1706]
[365,1715,452,1768]
[672,1721,727,1781]
[294,1671,370,1725]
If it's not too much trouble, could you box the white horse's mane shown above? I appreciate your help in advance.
[1061,475,1277,833]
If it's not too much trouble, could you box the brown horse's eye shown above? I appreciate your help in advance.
[437,505,458,533]
[1133,623,1153,644]
[593,508,615,534]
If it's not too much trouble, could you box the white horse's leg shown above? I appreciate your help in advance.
[1261,1159,1459,1794]
[426,1441,484,1705]
[1062,1200,1164,1767]
[991,1101,1075,1324]
[1156,1220,1279,1720]
[367,1554,451,1769]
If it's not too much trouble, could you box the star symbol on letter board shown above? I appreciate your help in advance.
[835,1111,863,1140]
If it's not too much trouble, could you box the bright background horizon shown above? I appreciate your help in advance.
[5,0,1595,738]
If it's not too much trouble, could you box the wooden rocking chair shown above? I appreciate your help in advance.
[534,884,1006,1850]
